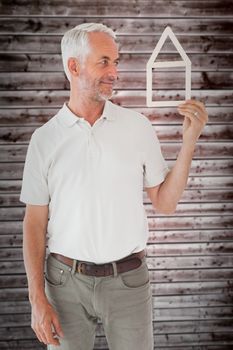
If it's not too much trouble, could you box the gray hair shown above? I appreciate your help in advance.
[61,23,117,81]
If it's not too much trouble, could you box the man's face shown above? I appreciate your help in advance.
[77,32,119,102]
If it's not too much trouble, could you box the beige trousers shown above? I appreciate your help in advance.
[45,254,153,350]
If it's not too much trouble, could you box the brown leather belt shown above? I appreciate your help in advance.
[51,250,145,277]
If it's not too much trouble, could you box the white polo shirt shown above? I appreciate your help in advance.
[20,100,169,263]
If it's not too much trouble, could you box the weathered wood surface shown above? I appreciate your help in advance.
[1,242,233,261]
[1,289,232,307]
[2,213,232,231]
[1,71,233,90]
[0,2,232,350]
[0,34,232,53]
[0,0,233,17]
[1,276,232,295]
[0,106,232,125]
[1,307,233,324]
[0,327,233,346]
[2,299,233,318]
[1,176,233,192]
[0,343,233,350]
[1,229,233,245]
[0,90,232,107]
[0,342,232,350]
[0,124,233,144]
[1,256,233,274]
[1,53,233,71]
[1,143,233,162]
[1,189,233,208]
[1,201,233,219]
[1,159,233,180]
[0,17,233,35]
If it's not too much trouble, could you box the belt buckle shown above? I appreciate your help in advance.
[77,262,85,274]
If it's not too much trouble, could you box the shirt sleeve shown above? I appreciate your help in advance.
[19,130,50,205]
[142,118,170,188]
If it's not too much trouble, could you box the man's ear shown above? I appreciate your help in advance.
[67,57,80,78]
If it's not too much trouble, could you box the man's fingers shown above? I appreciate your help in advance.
[180,99,206,111]
[178,99,208,123]
[178,106,207,126]
[177,108,202,124]
[178,104,203,117]
[43,322,61,345]
[52,314,64,338]
[33,322,60,346]
[34,326,49,345]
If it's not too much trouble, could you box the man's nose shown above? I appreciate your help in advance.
[107,64,118,81]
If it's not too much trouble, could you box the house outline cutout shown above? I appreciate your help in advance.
[146,26,191,107]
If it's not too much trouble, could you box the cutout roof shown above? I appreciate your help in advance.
[146,26,191,107]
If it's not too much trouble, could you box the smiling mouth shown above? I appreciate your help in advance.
[101,82,113,85]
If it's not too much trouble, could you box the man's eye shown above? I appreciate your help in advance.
[101,60,108,65]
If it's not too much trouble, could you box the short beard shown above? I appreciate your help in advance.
[95,90,113,102]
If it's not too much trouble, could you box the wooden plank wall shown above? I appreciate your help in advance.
[0,0,233,349]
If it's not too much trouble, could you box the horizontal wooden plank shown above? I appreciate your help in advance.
[1,255,233,272]
[1,143,233,162]
[0,188,233,209]
[148,229,233,244]
[147,242,233,256]
[1,288,232,308]
[1,242,233,261]
[146,202,233,216]
[0,275,231,294]
[0,200,233,221]
[0,90,232,108]
[1,286,233,311]
[0,106,232,126]
[147,215,233,230]
[1,305,233,324]
[16,212,233,231]
[1,71,233,90]
[1,160,232,182]
[1,124,233,144]
[0,0,233,17]
[0,287,29,301]
[1,340,233,350]
[1,196,233,217]
[1,229,233,248]
[0,176,233,193]
[148,256,233,270]
[0,34,232,53]
[113,90,233,107]
[1,53,232,72]
[1,18,233,36]
[0,234,23,247]
[0,340,45,350]
[0,326,233,345]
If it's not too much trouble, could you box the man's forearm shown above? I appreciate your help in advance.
[157,142,195,214]
[23,220,47,304]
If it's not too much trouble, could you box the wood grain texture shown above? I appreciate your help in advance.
[1,143,233,161]
[0,90,232,108]
[0,124,233,144]
[0,0,233,16]
[0,17,233,35]
[0,2,232,349]
[1,53,232,72]
[0,34,232,53]
[1,71,233,90]
[0,106,232,125]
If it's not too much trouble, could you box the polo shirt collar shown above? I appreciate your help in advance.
[57,100,116,127]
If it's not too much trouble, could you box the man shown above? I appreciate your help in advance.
[20,23,208,350]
